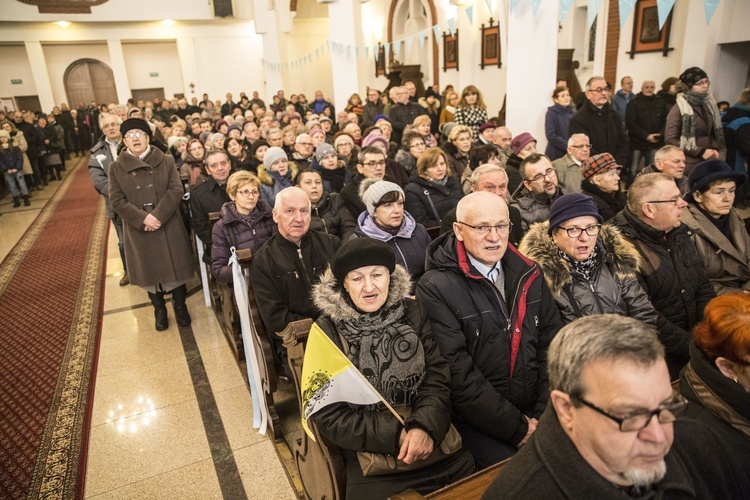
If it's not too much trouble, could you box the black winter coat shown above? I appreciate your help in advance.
[568,100,628,165]
[404,175,463,228]
[580,178,627,222]
[626,92,666,151]
[389,102,426,145]
[722,104,750,175]
[440,142,470,180]
[504,154,524,196]
[249,230,340,335]
[611,208,716,378]
[211,201,276,283]
[310,191,357,241]
[416,233,563,446]
[189,177,231,252]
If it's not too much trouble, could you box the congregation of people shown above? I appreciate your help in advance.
[6,64,748,498]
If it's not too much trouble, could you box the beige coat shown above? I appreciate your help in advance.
[109,147,194,287]
[680,204,750,294]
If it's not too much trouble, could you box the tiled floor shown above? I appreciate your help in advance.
[0,166,295,499]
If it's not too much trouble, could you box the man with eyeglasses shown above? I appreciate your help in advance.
[189,149,233,264]
[339,146,394,218]
[511,154,565,232]
[569,76,629,166]
[553,133,591,193]
[90,112,129,285]
[417,191,563,469]
[611,173,715,379]
[483,314,748,499]
[291,133,315,165]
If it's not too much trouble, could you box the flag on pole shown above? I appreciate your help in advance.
[300,323,385,439]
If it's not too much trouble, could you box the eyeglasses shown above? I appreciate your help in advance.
[576,393,688,432]
[410,142,426,149]
[647,197,681,206]
[236,188,259,198]
[588,87,611,94]
[125,130,146,139]
[558,224,601,238]
[527,167,557,183]
[571,144,592,149]
[297,142,313,147]
[458,221,513,235]
[363,160,386,168]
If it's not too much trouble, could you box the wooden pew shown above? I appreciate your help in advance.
[390,458,510,500]
[279,319,347,500]
[426,225,441,241]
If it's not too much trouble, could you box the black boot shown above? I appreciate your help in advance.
[148,292,169,331]
[55,166,62,179]
[171,285,191,327]
[23,195,30,206]
[12,197,20,207]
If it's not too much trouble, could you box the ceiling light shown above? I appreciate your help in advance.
[162,19,175,27]
[56,21,70,28]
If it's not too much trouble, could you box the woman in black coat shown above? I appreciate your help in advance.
[309,238,474,499]
[296,169,356,241]
[405,147,463,228]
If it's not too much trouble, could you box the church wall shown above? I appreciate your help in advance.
[122,42,184,100]
[0,45,38,103]
[42,43,112,106]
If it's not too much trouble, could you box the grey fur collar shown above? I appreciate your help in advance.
[518,221,641,297]
[312,265,413,322]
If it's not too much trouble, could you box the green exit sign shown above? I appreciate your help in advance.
[149,72,159,77]
[11,79,22,84]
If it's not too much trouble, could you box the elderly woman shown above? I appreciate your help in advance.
[355,180,431,284]
[665,67,725,175]
[297,168,356,241]
[413,115,437,148]
[520,193,658,326]
[180,138,206,185]
[453,85,488,139]
[506,133,537,194]
[680,293,750,462]
[334,132,359,173]
[680,160,750,294]
[441,125,473,180]
[211,171,275,283]
[405,147,463,228]
[257,146,298,206]
[395,131,426,178]
[109,119,194,331]
[312,142,350,193]
[544,86,574,161]
[580,153,627,222]
[310,238,474,499]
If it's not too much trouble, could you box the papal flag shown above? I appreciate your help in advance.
[301,323,384,440]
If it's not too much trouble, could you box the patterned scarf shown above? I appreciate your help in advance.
[558,245,599,282]
[675,91,726,152]
[336,301,425,406]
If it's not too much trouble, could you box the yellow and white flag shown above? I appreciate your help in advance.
[301,323,384,440]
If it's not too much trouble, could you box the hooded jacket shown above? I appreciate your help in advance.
[211,200,276,283]
[519,222,659,326]
[404,174,463,228]
[309,191,357,241]
[257,161,299,207]
[416,233,563,446]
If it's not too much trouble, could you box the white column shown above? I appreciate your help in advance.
[252,0,286,103]
[24,41,55,112]
[506,0,558,150]
[176,37,200,99]
[327,0,364,113]
[107,40,132,105]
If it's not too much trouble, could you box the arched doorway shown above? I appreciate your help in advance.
[64,59,118,107]
[388,0,439,88]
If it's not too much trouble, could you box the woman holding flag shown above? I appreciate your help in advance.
[304,238,474,498]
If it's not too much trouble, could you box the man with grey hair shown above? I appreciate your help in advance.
[625,80,667,187]
[638,145,688,194]
[418,191,563,469]
[483,315,749,499]
[552,133,591,193]
[250,186,340,375]
[611,173,715,379]
[388,85,426,146]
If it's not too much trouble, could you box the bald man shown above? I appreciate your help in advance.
[417,192,563,469]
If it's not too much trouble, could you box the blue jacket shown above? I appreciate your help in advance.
[0,147,23,173]
[722,103,750,174]
[544,103,574,161]
[612,90,634,127]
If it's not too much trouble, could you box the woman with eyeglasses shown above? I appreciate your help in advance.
[405,147,463,229]
[394,131,426,177]
[109,119,195,331]
[665,67,724,176]
[580,153,627,222]
[680,293,750,462]
[211,170,275,283]
[520,193,658,325]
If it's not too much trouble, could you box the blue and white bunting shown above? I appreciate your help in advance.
[588,0,604,29]
[560,0,574,25]
[432,24,441,41]
[510,0,522,13]
[533,0,543,16]
[704,0,720,24]
[405,36,413,56]
[619,0,637,28]
[656,0,675,29]
[448,17,456,36]
[466,5,474,25]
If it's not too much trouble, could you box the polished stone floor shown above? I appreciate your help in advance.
[0,168,295,499]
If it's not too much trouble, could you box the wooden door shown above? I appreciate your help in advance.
[64,59,118,107]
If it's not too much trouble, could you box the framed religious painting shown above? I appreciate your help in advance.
[443,30,458,71]
[375,44,386,77]
[628,0,674,58]
[480,18,501,69]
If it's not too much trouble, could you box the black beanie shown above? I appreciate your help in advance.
[120,118,152,140]
[679,67,708,88]
[331,238,395,284]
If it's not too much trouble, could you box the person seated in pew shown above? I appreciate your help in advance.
[296,168,357,241]
[482,315,750,499]
[250,186,341,376]
[310,238,475,499]
[211,171,275,283]
[417,192,564,469]
[189,148,232,264]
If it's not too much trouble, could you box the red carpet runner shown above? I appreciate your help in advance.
[0,158,109,499]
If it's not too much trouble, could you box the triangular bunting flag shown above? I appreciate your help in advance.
[432,24,441,41]
[355,46,360,58]
[384,42,391,61]
[366,46,370,59]
[533,0,543,15]
[510,0,522,13]
[405,36,413,56]
[448,17,456,36]
[485,0,493,14]
[418,31,427,50]
[704,0,720,24]
[466,5,474,24]
[374,46,379,62]
[560,0,575,25]
[620,0,637,28]
[656,0,675,29]
[588,0,605,29]
[315,48,319,58]
[394,40,401,59]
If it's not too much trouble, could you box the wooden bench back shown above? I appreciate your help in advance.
[390,458,510,500]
